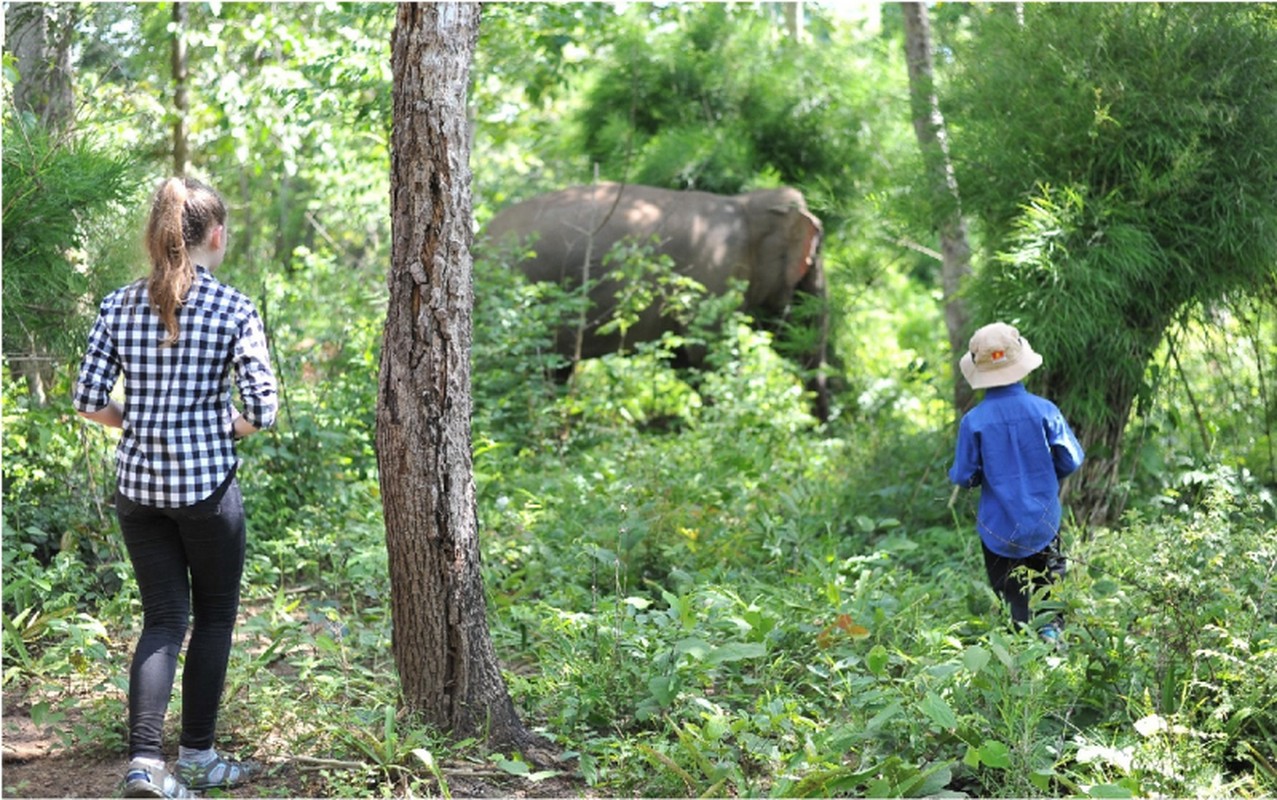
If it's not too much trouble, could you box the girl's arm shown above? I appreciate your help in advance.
[79,400,125,429]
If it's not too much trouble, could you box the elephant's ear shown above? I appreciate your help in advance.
[786,209,823,289]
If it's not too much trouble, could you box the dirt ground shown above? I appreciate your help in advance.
[2,696,589,799]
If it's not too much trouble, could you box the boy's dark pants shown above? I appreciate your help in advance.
[981,535,1066,627]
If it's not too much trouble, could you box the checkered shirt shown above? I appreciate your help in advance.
[73,266,278,507]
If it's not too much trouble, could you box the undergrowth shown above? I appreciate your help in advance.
[4,269,1276,797]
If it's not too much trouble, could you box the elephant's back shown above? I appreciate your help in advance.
[484,183,747,287]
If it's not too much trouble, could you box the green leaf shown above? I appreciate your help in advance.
[702,713,728,742]
[492,755,529,776]
[787,760,897,798]
[865,701,903,732]
[1087,784,1135,798]
[706,641,767,663]
[1093,578,1121,597]
[867,644,890,677]
[1030,770,1056,792]
[963,745,981,769]
[990,639,1014,668]
[919,691,958,730]
[648,675,678,707]
[674,637,712,660]
[962,645,991,675]
[977,739,1012,769]
[911,762,953,797]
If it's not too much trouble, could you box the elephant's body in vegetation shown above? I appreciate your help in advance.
[484,183,829,419]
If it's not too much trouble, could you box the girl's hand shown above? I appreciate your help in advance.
[231,410,259,440]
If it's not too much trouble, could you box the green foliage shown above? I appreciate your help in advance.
[76,2,394,293]
[489,479,1277,796]
[1,114,141,362]
[1062,487,1277,797]
[1126,301,1277,498]
[0,367,123,574]
[474,4,619,108]
[206,239,385,576]
[471,241,580,444]
[982,184,1169,431]
[947,4,1277,441]
[572,4,873,198]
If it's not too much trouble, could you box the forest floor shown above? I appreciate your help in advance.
[2,692,590,799]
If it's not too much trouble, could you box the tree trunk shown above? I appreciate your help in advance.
[6,3,75,131]
[901,2,974,418]
[378,2,537,755]
[1045,372,1137,532]
[784,2,804,43]
[1045,323,1165,530]
[172,2,189,175]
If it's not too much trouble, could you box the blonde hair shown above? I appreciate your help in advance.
[144,177,226,346]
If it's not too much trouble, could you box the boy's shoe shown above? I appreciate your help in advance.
[122,759,195,798]
[176,753,262,791]
[1039,622,1066,651]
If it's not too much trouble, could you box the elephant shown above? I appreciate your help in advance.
[483,182,830,420]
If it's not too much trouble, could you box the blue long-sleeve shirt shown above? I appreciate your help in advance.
[948,383,1084,558]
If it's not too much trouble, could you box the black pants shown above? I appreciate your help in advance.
[982,535,1066,627]
[116,473,244,760]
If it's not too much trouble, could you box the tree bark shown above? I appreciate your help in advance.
[172,2,189,175]
[6,3,74,131]
[901,2,974,418]
[1045,321,1166,530]
[379,2,538,755]
[1044,375,1135,532]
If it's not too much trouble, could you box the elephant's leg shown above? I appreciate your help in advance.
[551,360,575,385]
[666,341,715,410]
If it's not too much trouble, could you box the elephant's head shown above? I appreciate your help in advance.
[741,188,830,420]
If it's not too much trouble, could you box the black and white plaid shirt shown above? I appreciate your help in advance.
[74,266,278,507]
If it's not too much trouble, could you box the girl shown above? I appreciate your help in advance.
[74,177,277,798]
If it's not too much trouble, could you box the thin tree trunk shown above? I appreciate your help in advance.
[784,2,804,43]
[901,2,974,418]
[379,2,543,757]
[172,2,189,175]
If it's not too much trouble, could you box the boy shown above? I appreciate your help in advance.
[948,322,1084,643]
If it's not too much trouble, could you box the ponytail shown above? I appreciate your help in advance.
[144,177,227,346]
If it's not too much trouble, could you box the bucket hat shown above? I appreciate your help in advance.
[959,322,1043,389]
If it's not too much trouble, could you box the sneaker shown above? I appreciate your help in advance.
[176,752,262,791]
[1039,622,1066,651]
[123,759,195,798]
